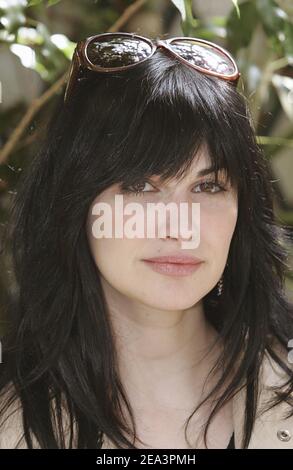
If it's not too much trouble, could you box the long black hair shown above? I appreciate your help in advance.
[0,47,293,449]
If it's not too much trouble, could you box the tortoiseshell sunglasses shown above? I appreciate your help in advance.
[64,32,241,103]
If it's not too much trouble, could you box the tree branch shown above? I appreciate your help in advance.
[0,0,146,165]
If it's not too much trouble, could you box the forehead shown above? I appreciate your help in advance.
[151,149,213,185]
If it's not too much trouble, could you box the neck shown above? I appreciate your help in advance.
[101,276,222,412]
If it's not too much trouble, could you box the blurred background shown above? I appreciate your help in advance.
[0,0,293,334]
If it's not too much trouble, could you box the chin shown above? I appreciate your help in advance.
[141,296,201,311]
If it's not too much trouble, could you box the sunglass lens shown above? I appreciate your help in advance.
[170,39,236,76]
[87,35,153,68]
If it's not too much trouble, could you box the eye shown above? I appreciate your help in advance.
[120,180,157,196]
[192,180,227,194]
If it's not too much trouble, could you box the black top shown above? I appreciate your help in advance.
[226,432,235,449]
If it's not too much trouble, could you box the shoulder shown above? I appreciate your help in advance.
[0,385,29,449]
[252,343,293,448]
[233,341,293,449]
[0,383,77,449]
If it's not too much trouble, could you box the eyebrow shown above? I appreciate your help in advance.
[170,166,225,182]
[196,166,225,177]
[150,166,226,185]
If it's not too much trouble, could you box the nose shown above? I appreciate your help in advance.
[157,206,197,243]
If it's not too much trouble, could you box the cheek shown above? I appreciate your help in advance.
[86,201,141,296]
[200,198,238,253]
[88,235,140,292]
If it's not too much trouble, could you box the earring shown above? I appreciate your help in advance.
[217,276,224,296]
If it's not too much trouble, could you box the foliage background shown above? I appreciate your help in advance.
[0,0,292,333]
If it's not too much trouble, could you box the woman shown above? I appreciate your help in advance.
[0,33,292,449]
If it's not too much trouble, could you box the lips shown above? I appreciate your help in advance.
[142,255,202,265]
[141,255,203,277]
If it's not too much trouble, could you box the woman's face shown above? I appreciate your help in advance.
[86,148,238,311]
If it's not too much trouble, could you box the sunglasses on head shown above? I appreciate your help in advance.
[64,32,241,103]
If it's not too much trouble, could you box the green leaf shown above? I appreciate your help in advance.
[256,0,293,57]
[170,0,186,21]
[271,73,293,120]
[0,10,26,35]
[226,1,259,52]
[283,20,293,56]
[256,136,293,147]
[170,0,199,36]
[27,0,61,6]
[10,43,36,69]
[50,33,76,60]
[27,0,43,6]
[275,0,293,21]
[256,0,288,33]
[16,26,44,45]
[231,0,240,19]
[46,0,61,6]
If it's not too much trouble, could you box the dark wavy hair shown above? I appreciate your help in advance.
[0,47,293,449]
